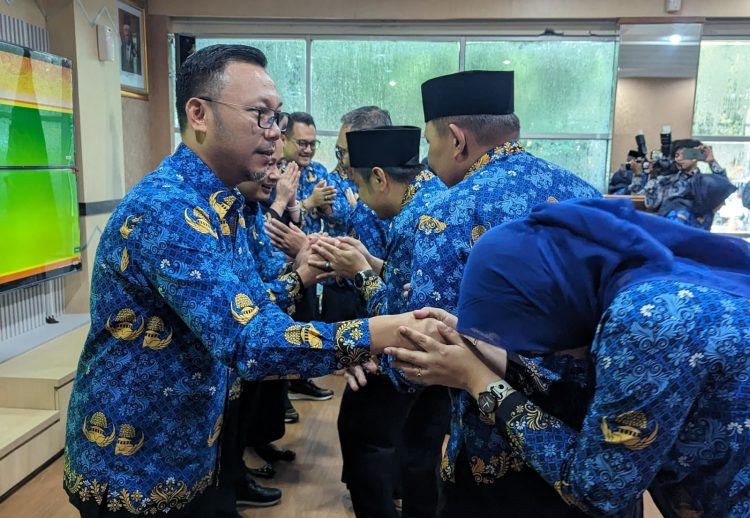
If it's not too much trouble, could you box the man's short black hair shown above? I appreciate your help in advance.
[341,106,392,131]
[671,138,702,158]
[176,44,267,133]
[352,164,423,184]
[431,113,520,146]
[284,112,316,135]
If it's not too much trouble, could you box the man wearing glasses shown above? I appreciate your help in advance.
[63,44,442,518]
[281,112,343,235]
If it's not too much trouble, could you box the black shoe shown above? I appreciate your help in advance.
[288,379,334,401]
[284,396,299,423]
[255,443,296,463]
[246,462,276,479]
[284,406,300,423]
[236,476,281,507]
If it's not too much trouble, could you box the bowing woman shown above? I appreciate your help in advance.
[387,198,750,517]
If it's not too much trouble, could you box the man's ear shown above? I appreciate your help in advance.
[448,123,467,160]
[371,167,388,193]
[185,98,209,134]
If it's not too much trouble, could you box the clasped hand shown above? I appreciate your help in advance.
[383,307,507,397]
[308,236,373,281]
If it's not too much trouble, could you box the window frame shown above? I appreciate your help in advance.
[169,23,618,188]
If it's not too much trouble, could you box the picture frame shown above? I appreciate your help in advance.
[117,0,148,99]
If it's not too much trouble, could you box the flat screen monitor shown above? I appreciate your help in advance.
[0,41,80,292]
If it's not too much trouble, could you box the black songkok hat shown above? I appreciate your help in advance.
[347,126,421,168]
[421,70,514,123]
[671,139,702,158]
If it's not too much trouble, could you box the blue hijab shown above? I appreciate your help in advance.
[456,198,750,354]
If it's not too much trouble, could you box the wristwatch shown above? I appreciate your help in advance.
[353,269,375,289]
[477,380,514,418]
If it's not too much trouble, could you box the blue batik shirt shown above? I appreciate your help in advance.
[404,142,602,484]
[496,280,750,517]
[358,171,446,317]
[63,144,371,514]
[297,161,350,235]
[331,171,391,260]
[243,203,300,314]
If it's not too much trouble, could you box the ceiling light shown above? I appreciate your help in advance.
[388,80,397,87]
[502,59,511,65]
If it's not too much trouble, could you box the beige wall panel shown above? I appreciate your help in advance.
[611,77,696,174]
[149,0,750,19]
[0,0,46,27]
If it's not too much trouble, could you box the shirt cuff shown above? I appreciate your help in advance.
[358,273,384,302]
[333,319,371,369]
[279,271,304,301]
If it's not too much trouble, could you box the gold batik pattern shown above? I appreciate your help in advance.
[601,410,659,451]
[334,320,369,368]
[469,451,525,484]
[464,142,525,179]
[279,272,303,300]
[64,453,215,515]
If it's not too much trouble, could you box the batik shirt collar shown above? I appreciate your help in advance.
[170,143,246,217]
[464,140,525,180]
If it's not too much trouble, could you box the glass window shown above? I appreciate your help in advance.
[197,38,307,114]
[310,39,460,130]
[693,41,750,137]
[522,139,610,192]
[465,40,617,134]
[169,35,615,190]
[693,40,750,232]
[314,135,339,172]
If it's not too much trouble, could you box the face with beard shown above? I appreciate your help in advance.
[199,62,283,186]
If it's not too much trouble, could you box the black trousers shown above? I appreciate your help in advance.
[338,373,449,518]
[243,379,287,448]
[399,385,450,518]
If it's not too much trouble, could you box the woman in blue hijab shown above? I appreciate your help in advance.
[386,198,750,517]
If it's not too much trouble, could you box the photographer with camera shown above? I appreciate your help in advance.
[608,149,647,195]
[644,138,735,230]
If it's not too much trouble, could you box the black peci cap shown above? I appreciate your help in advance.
[347,126,421,168]
[421,70,514,123]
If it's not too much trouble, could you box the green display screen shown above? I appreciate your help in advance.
[0,41,80,291]
[0,169,81,287]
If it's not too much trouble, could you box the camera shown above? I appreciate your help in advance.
[635,130,647,156]
[660,125,672,158]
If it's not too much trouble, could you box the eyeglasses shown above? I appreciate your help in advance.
[197,96,289,132]
[335,145,348,161]
[291,138,321,150]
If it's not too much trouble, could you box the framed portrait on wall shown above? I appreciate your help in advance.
[117,1,148,98]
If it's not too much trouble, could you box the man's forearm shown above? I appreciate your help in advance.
[270,198,289,217]
[368,314,409,355]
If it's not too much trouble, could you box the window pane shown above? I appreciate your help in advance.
[314,135,339,172]
[465,41,617,134]
[311,40,460,130]
[693,41,750,137]
[521,139,608,192]
[197,38,307,113]
[697,141,750,183]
